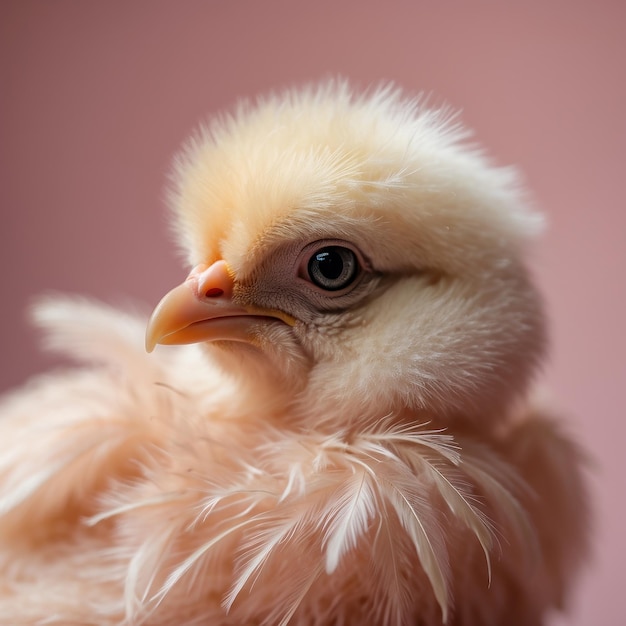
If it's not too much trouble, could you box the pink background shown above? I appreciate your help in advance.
[1,2,624,624]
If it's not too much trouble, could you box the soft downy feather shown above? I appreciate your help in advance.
[99,417,533,625]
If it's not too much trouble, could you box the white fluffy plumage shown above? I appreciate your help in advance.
[0,81,588,625]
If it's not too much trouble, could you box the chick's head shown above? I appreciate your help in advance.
[147,83,545,428]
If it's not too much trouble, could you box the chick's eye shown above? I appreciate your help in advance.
[307,246,359,291]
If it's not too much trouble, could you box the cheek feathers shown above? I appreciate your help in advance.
[298,268,544,424]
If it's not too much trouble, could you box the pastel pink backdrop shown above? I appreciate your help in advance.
[1,2,624,624]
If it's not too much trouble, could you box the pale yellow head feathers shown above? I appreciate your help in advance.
[165,81,545,426]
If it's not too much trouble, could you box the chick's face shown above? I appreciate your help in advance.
[147,84,546,425]
[146,217,385,398]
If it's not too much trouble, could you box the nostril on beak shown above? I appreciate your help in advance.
[190,260,234,300]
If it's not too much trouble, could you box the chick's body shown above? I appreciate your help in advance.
[0,83,587,625]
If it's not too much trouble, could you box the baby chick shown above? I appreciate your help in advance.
[0,81,588,625]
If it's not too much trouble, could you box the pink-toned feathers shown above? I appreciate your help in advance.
[0,83,588,625]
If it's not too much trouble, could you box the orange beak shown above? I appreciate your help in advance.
[145,260,295,352]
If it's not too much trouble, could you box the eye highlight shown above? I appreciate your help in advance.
[306,246,359,291]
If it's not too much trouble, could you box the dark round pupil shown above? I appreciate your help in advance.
[314,250,344,279]
[307,245,358,291]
